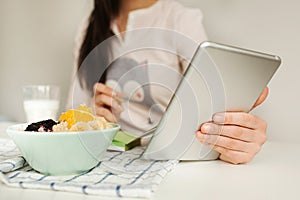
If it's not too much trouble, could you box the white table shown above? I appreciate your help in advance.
[1,122,299,200]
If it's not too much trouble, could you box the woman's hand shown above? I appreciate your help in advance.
[196,87,269,164]
[92,83,124,122]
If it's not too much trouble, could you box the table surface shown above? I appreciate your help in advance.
[1,122,300,200]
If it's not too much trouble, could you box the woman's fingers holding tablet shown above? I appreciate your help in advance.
[196,112,267,164]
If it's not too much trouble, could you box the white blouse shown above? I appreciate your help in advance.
[67,0,207,135]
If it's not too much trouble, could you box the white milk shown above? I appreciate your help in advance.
[23,100,59,122]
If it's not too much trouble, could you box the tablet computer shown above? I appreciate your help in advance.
[142,41,281,160]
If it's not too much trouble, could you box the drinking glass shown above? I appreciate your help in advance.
[23,85,60,123]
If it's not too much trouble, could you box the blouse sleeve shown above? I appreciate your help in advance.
[174,6,208,72]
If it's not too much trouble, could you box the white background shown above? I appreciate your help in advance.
[0,0,299,143]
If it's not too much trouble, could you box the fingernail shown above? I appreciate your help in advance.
[117,105,124,112]
[196,132,210,144]
[196,131,205,142]
[213,113,225,123]
[114,96,124,104]
[201,124,211,133]
[113,104,123,112]
[112,90,117,97]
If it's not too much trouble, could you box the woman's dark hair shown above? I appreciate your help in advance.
[77,0,121,93]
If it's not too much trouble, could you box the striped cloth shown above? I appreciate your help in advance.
[0,139,178,198]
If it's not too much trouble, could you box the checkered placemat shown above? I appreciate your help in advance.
[0,138,178,198]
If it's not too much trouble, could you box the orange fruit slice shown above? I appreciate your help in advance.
[76,104,93,114]
[59,109,95,129]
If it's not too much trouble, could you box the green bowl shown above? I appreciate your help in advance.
[7,123,120,176]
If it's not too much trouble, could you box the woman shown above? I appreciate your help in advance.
[68,0,268,164]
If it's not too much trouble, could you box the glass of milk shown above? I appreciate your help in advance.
[23,85,60,123]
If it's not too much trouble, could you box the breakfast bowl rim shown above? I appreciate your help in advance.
[6,122,120,136]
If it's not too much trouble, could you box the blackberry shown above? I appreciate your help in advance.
[25,119,58,132]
